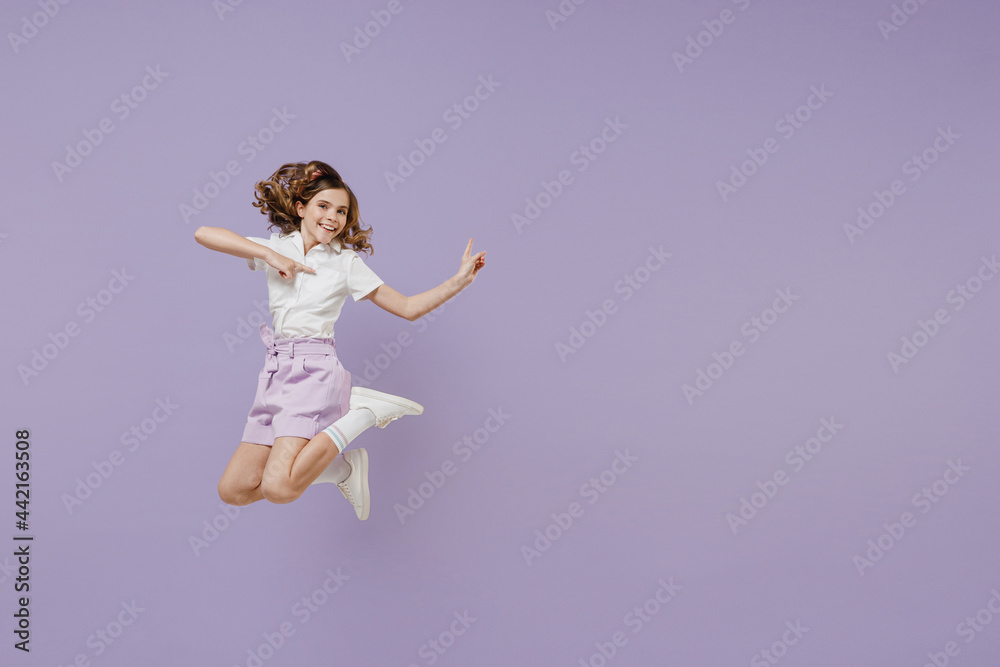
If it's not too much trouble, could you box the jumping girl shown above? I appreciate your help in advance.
[194,160,486,520]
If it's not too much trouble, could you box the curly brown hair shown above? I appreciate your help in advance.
[252,160,373,255]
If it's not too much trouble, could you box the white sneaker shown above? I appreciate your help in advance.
[337,448,370,521]
[350,387,424,429]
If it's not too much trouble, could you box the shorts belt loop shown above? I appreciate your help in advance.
[288,341,295,359]
[259,323,279,374]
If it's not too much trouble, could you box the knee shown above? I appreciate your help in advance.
[260,477,302,505]
[218,479,249,506]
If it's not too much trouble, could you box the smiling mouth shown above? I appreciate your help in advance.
[319,222,336,233]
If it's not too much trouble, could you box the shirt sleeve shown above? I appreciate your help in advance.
[347,253,384,301]
[244,236,270,271]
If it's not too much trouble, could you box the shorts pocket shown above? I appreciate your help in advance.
[296,355,336,421]
[301,355,334,381]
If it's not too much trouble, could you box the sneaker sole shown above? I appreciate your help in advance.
[350,387,424,415]
[355,448,370,521]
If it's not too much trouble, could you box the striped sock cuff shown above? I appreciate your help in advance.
[323,424,348,453]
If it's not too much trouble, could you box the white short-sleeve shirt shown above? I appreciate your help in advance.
[245,229,383,340]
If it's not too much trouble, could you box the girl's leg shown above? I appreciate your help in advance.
[258,389,423,507]
[218,442,270,506]
[260,433,342,504]
[318,387,424,452]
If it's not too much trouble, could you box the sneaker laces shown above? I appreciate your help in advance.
[337,457,358,506]
[375,413,403,429]
[337,481,358,506]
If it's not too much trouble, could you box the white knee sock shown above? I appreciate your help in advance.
[311,455,351,485]
[321,408,377,453]
[309,408,376,486]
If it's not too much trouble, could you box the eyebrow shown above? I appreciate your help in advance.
[317,200,347,207]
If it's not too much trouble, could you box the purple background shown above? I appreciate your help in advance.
[3,0,999,665]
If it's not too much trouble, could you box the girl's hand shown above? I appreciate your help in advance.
[266,251,316,280]
[457,238,486,287]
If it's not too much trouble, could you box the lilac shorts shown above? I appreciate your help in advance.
[242,323,352,446]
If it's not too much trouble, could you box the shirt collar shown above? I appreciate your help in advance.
[283,229,342,254]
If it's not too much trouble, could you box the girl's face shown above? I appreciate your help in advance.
[296,188,350,246]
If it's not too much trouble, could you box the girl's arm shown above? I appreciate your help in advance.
[365,238,486,321]
[194,226,274,263]
[194,226,314,280]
